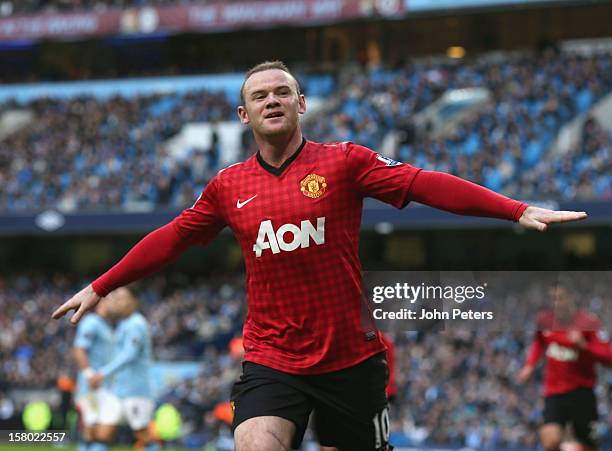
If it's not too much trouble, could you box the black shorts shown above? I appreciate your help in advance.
[230,352,392,451]
[543,387,599,448]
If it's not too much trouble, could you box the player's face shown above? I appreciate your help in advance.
[238,69,305,138]
[550,286,576,319]
[95,297,111,318]
[104,288,136,319]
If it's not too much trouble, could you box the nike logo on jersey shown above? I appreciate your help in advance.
[237,195,257,209]
[253,217,325,257]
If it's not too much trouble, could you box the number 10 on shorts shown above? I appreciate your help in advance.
[373,407,390,449]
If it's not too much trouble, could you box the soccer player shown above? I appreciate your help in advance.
[88,287,159,451]
[54,61,587,451]
[517,285,612,451]
[73,297,114,451]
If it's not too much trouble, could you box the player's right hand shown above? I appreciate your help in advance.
[52,284,101,325]
[516,365,534,384]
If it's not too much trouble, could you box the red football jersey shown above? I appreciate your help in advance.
[172,139,420,374]
[526,309,612,396]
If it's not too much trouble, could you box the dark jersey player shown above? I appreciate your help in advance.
[518,285,612,451]
[53,61,587,451]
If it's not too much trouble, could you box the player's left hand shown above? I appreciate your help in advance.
[518,206,587,232]
[52,283,101,325]
[89,373,104,389]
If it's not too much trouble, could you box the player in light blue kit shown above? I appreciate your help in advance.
[89,287,160,451]
[73,296,114,451]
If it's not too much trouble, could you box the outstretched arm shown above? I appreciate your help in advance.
[53,177,226,325]
[409,171,586,230]
[91,223,192,297]
[344,143,586,228]
[52,223,193,324]
[569,330,612,366]
[584,337,612,366]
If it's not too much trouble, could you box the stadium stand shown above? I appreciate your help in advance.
[307,49,612,200]
[0,49,609,214]
[0,90,234,211]
[546,115,611,200]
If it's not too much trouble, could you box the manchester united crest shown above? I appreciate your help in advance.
[300,174,327,199]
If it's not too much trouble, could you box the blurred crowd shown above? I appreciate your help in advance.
[0,90,233,212]
[307,49,612,200]
[0,272,610,449]
[0,273,243,388]
[390,329,611,449]
[0,0,255,17]
[0,50,610,213]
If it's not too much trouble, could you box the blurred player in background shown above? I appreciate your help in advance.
[73,296,114,451]
[88,287,159,451]
[54,61,587,451]
[517,284,612,451]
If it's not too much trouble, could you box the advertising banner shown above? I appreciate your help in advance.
[0,0,406,42]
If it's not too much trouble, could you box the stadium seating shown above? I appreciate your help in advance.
[1,50,609,213]
[0,90,234,211]
[307,49,612,200]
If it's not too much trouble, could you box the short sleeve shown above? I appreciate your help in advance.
[172,176,226,246]
[344,142,421,209]
[74,318,94,349]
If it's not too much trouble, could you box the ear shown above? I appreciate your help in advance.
[237,105,250,125]
[298,94,306,115]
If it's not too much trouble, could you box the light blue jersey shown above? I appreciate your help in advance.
[74,313,114,396]
[100,312,153,398]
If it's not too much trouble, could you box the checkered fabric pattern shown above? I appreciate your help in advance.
[173,140,421,374]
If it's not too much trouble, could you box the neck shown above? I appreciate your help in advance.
[255,127,303,168]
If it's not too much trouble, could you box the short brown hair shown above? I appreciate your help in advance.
[240,60,301,104]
